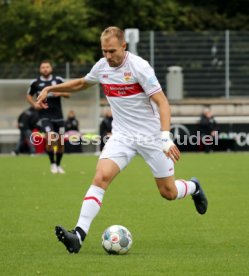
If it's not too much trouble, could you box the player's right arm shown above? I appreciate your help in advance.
[37,78,92,109]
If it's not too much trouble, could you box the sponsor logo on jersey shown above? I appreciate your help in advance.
[102,74,108,78]
[102,83,144,97]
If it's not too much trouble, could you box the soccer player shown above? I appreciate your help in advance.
[37,27,208,253]
[27,60,70,174]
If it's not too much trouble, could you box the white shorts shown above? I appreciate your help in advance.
[99,134,174,178]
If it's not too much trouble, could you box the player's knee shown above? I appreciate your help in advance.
[93,172,111,188]
[159,188,177,201]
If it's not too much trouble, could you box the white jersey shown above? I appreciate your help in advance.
[85,51,162,138]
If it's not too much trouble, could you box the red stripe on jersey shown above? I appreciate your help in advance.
[101,83,144,97]
[180,179,188,198]
[84,196,102,206]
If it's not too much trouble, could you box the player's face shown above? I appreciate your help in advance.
[40,63,53,78]
[101,36,126,67]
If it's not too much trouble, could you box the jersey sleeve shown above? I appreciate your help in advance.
[136,61,162,97]
[27,80,37,96]
[56,76,64,84]
[84,60,102,85]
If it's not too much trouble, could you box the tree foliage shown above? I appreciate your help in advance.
[0,0,249,63]
[175,0,249,30]
[0,0,99,63]
[86,0,249,31]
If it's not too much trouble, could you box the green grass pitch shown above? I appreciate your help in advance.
[0,153,249,275]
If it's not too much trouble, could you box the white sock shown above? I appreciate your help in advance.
[76,185,105,234]
[175,179,196,199]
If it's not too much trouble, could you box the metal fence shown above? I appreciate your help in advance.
[138,30,249,98]
[0,30,249,98]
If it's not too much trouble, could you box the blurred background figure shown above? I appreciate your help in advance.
[199,106,219,153]
[12,106,39,156]
[64,110,81,153]
[99,107,113,151]
[65,110,79,132]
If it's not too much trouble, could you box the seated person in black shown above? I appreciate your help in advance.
[65,110,79,132]
[199,106,218,153]
[12,106,39,155]
[64,110,82,153]
[99,107,113,151]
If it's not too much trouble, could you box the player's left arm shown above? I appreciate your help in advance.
[52,78,71,98]
[51,92,71,98]
[37,78,92,108]
[150,91,180,162]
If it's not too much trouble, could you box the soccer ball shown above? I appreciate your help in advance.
[102,225,132,255]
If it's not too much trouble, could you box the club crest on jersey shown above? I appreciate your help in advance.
[52,80,57,86]
[124,71,132,81]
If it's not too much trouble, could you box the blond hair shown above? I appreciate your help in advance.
[100,26,125,44]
